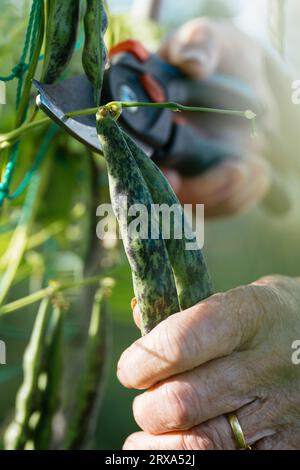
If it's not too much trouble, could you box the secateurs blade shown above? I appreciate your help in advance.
[34,39,261,177]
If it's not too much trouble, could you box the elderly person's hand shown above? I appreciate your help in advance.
[118,276,300,450]
[158,19,277,217]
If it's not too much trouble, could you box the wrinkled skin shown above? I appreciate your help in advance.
[118,276,300,450]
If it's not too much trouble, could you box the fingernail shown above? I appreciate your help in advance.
[131,297,138,311]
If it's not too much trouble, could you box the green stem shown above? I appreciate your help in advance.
[0,276,113,317]
[65,101,256,121]
[65,108,99,118]
[121,102,256,119]
[15,1,45,128]
[0,118,50,150]
[0,100,255,152]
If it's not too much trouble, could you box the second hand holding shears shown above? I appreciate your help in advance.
[34,39,260,177]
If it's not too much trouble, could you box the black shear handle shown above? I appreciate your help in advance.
[153,124,238,177]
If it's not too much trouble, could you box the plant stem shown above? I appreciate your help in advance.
[65,108,99,118]
[0,118,50,150]
[0,276,114,317]
[65,101,256,121]
[0,101,255,152]
[121,102,256,119]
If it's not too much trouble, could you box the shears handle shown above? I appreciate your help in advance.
[152,122,239,176]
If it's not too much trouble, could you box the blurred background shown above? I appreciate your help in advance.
[1,0,300,450]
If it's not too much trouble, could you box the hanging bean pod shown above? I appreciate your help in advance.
[41,0,80,84]
[33,304,64,450]
[82,0,108,105]
[96,110,180,334]
[64,279,113,449]
[4,298,51,450]
[123,132,213,309]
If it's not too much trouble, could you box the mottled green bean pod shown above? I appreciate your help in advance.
[41,0,80,84]
[4,298,51,450]
[123,133,213,309]
[33,305,64,450]
[83,0,107,105]
[64,280,113,449]
[96,111,180,334]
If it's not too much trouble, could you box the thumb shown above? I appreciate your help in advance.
[158,19,220,79]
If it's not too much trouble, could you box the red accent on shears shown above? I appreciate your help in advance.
[140,73,166,103]
[109,40,150,62]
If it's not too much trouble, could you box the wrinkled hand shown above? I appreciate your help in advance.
[118,276,300,450]
[158,19,274,216]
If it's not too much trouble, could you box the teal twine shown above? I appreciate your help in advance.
[0,144,20,205]
[0,0,44,205]
[29,1,43,61]
[8,125,58,201]
[0,0,81,206]
[16,0,42,109]
[0,1,82,85]
[0,0,41,87]
[0,124,58,206]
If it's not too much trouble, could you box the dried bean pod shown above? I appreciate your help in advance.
[96,111,180,334]
[122,133,213,309]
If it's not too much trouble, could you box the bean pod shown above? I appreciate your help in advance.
[4,298,51,450]
[33,304,64,450]
[96,110,180,334]
[65,279,113,449]
[41,0,80,84]
[82,0,108,105]
[123,132,213,309]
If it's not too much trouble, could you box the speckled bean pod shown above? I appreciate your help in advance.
[122,132,213,309]
[82,0,107,105]
[96,111,180,334]
[41,0,80,84]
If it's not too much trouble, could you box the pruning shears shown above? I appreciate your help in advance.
[34,39,261,177]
